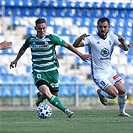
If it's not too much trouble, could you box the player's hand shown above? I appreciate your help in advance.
[0,40,12,50]
[118,36,125,44]
[10,60,17,69]
[80,33,90,40]
[127,43,133,48]
[80,54,92,61]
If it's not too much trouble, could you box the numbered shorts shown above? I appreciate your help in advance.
[32,70,59,92]
[92,68,121,91]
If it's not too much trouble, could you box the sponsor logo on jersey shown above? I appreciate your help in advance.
[31,42,48,48]
[31,45,47,48]
[113,74,118,80]
[100,57,110,60]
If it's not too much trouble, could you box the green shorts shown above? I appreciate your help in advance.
[32,70,59,92]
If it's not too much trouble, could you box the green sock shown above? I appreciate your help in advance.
[41,94,47,100]
[48,95,67,112]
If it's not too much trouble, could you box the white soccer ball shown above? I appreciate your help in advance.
[37,104,52,118]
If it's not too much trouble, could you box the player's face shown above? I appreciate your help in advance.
[35,23,47,38]
[97,21,110,38]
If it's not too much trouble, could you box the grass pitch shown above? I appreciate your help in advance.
[0,109,133,133]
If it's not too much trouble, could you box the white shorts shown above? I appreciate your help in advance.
[92,68,121,91]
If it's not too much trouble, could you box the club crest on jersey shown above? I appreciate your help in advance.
[101,48,109,57]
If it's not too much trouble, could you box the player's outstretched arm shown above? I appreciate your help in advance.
[73,33,89,48]
[0,40,12,50]
[118,36,128,51]
[64,43,91,61]
[10,46,26,69]
[118,36,133,49]
[127,43,133,48]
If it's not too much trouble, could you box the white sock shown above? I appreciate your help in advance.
[100,90,115,99]
[118,94,127,114]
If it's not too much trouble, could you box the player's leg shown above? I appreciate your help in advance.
[36,70,59,106]
[95,73,117,106]
[38,83,73,118]
[97,85,118,106]
[97,89,108,106]
[99,71,131,117]
[108,70,131,117]
[36,91,58,106]
[36,91,46,106]
[36,92,73,118]
[34,71,56,106]
[104,85,118,98]
[34,71,73,118]
[115,81,131,117]
[99,89,116,99]
[96,69,123,106]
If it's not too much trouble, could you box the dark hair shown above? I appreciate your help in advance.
[35,18,46,26]
[97,17,110,26]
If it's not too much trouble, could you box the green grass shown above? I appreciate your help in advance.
[0,109,133,133]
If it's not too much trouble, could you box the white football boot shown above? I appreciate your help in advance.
[65,109,74,118]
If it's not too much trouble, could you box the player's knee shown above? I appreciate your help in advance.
[52,92,58,97]
[54,93,58,97]
[119,89,126,95]
[111,91,118,98]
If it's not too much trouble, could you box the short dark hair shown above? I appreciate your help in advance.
[97,17,110,26]
[35,18,46,26]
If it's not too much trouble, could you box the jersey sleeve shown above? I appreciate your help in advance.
[110,33,120,46]
[48,34,66,47]
[22,36,32,49]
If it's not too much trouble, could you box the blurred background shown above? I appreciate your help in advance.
[0,0,133,108]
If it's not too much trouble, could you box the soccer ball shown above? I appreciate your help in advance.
[37,104,52,118]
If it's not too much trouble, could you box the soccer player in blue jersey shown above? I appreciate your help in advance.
[73,17,132,117]
[10,18,91,118]
[0,40,12,50]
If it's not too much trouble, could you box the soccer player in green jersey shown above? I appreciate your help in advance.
[10,18,91,118]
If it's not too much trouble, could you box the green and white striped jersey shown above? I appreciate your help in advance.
[23,33,66,72]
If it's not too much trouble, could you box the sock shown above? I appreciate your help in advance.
[48,95,67,112]
[41,94,47,100]
[100,90,115,99]
[118,93,127,114]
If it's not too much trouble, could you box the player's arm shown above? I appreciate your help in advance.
[127,43,133,48]
[73,33,89,48]
[64,43,91,61]
[10,45,27,69]
[118,36,128,51]
[0,40,12,50]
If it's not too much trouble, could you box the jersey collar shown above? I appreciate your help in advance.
[97,33,107,40]
[36,35,46,39]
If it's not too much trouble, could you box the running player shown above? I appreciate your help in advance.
[73,17,132,117]
[10,18,91,118]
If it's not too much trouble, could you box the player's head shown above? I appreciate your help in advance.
[97,17,110,38]
[34,18,47,38]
